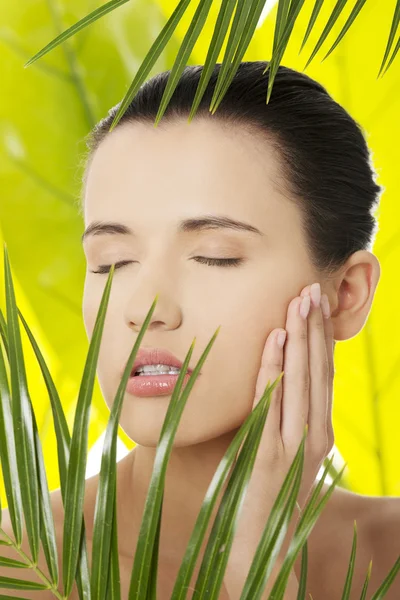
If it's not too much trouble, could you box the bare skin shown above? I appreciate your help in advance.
[1,452,400,599]
[2,117,399,598]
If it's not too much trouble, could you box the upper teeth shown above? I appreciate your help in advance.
[135,364,181,375]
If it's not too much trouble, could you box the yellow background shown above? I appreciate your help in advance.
[0,0,399,502]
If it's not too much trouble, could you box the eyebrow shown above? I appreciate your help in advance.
[81,214,265,243]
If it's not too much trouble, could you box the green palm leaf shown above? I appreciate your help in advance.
[90,293,158,599]
[154,0,215,126]
[3,243,40,563]
[239,442,305,600]
[0,575,49,591]
[24,0,131,67]
[191,378,293,599]
[2,308,63,587]
[303,0,351,70]
[22,0,400,137]
[370,554,400,599]
[109,0,193,131]
[236,430,309,599]
[206,0,253,114]
[0,321,24,547]
[192,392,278,598]
[17,309,72,497]
[31,405,60,586]
[127,328,220,599]
[378,0,400,77]
[379,35,400,77]
[0,556,28,568]
[359,560,373,600]
[298,0,324,54]
[0,310,9,358]
[61,264,117,597]
[146,491,164,600]
[268,464,347,598]
[0,596,31,599]
[320,0,368,63]
[187,0,237,122]
[340,521,357,599]
[17,308,91,599]
[273,0,292,55]
[169,377,282,600]
[105,480,121,600]
[265,0,307,105]
[209,0,273,114]
[250,455,336,600]
[296,540,308,600]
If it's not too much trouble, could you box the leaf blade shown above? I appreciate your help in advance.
[128,327,221,599]
[24,0,130,67]
[377,0,400,77]
[90,294,158,600]
[0,326,24,546]
[187,0,238,122]
[17,307,92,600]
[154,0,215,126]
[169,377,282,600]
[340,521,357,599]
[0,576,48,591]
[109,0,193,131]
[62,265,117,597]
[3,243,40,562]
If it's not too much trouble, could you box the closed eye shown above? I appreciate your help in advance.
[90,257,244,274]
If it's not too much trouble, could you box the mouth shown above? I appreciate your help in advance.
[130,366,192,377]
[125,347,196,380]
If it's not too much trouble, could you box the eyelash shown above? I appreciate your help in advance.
[91,257,244,274]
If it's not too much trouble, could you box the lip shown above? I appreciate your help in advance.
[122,347,195,378]
[123,347,197,398]
[126,372,192,397]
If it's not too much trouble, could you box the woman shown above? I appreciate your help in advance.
[1,61,398,599]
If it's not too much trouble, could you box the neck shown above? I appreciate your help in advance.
[115,428,240,562]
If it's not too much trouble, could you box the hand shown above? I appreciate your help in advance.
[224,282,335,598]
[245,282,335,514]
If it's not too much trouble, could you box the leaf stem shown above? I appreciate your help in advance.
[0,527,66,600]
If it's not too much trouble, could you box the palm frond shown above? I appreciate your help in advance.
[340,521,357,599]
[378,0,400,77]
[61,264,117,597]
[3,244,40,562]
[17,308,92,599]
[90,292,159,599]
[24,0,131,67]
[127,328,220,598]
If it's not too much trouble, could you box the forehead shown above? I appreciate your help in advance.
[83,118,299,239]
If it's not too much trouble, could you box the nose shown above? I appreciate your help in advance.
[126,294,182,334]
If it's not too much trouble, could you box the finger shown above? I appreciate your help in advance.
[253,328,286,452]
[304,283,329,455]
[280,295,310,452]
[322,294,334,449]
[301,286,335,451]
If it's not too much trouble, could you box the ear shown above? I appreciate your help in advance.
[327,250,381,342]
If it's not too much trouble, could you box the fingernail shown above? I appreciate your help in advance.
[276,329,287,348]
[299,295,311,320]
[310,283,321,308]
[321,294,331,319]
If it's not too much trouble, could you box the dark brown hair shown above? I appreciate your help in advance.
[81,60,383,279]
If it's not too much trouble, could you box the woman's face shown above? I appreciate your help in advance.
[82,118,320,447]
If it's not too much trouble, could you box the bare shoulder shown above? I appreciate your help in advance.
[299,481,400,600]
[362,491,400,598]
